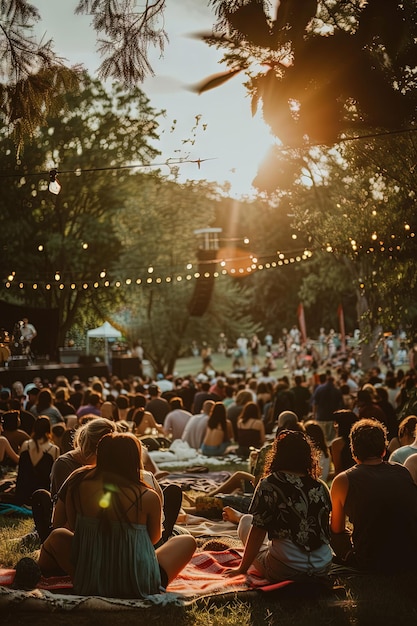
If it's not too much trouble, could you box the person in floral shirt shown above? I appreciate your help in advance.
[224,429,332,582]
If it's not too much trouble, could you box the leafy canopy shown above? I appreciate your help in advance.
[0,1,167,149]
[199,0,417,146]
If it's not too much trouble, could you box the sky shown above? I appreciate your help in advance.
[33,0,276,197]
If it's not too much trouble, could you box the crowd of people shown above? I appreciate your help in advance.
[1,330,417,598]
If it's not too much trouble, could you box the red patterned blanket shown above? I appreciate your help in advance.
[0,548,293,606]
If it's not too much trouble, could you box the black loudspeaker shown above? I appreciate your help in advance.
[78,355,99,365]
[9,355,29,367]
[188,249,217,317]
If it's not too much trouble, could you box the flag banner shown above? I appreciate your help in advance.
[297,303,307,344]
[338,304,346,351]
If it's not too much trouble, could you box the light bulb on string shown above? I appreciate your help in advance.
[49,169,61,195]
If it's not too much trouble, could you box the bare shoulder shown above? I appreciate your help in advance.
[331,437,344,452]
[141,485,161,506]
[330,471,349,498]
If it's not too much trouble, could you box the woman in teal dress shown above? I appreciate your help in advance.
[38,433,196,598]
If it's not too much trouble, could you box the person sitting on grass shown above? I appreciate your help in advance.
[1,410,29,461]
[200,402,234,457]
[223,430,332,583]
[304,419,331,483]
[183,412,307,515]
[29,418,180,549]
[37,432,196,598]
[330,418,417,573]
[388,416,417,464]
[387,414,417,456]
[132,405,165,438]
[0,414,20,470]
[330,410,358,476]
[28,418,117,545]
[14,417,60,505]
[235,401,265,459]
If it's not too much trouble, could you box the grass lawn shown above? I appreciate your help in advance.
[2,502,417,626]
[171,350,288,379]
[2,355,417,624]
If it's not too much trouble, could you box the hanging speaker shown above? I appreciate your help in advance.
[188,249,216,316]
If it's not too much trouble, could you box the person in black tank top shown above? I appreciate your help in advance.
[331,418,417,573]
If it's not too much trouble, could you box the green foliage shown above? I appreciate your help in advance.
[198,1,417,350]
[107,175,262,374]
[1,2,168,148]
[75,0,167,86]
[261,133,417,344]
[0,1,82,152]
[298,253,358,335]
[205,0,417,145]
[0,72,272,368]
[0,75,162,347]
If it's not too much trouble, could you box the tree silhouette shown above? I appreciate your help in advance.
[1,1,167,149]
[197,0,417,146]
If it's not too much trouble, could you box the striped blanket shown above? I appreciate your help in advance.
[0,549,293,611]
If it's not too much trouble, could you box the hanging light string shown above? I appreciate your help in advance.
[262,125,417,156]
[1,125,416,182]
[3,218,416,290]
[0,156,218,182]
[2,248,315,290]
[0,124,416,183]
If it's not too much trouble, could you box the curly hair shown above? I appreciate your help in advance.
[349,418,388,462]
[304,420,329,458]
[398,415,417,440]
[264,429,320,479]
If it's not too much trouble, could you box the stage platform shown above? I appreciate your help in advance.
[0,362,110,387]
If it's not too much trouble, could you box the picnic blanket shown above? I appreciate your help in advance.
[159,471,231,493]
[175,514,240,538]
[149,440,245,469]
[0,549,293,612]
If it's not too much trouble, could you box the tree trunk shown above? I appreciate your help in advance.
[356,289,381,371]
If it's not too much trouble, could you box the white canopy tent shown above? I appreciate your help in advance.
[86,321,122,365]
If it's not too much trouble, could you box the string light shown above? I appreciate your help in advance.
[0,157,218,183]
[48,169,61,195]
[2,227,413,290]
